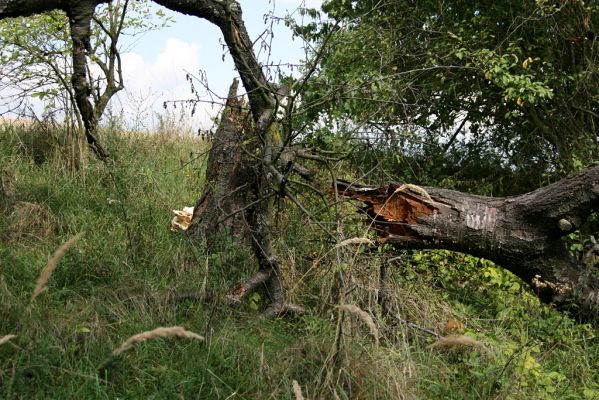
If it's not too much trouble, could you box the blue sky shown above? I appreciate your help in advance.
[113,0,324,130]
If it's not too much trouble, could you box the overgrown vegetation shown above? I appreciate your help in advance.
[0,0,598,398]
[0,122,597,399]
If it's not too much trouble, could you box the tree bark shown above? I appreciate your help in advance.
[187,78,254,245]
[0,0,95,18]
[67,0,108,159]
[336,166,599,321]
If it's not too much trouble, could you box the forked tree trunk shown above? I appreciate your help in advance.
[337,166,599,322]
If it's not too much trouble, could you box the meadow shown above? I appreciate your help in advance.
[0,120,597,399]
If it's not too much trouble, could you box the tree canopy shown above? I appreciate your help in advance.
[300,0,599,193]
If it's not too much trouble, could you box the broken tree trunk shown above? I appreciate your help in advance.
[336,166,599,321]
[187,78,254,246]
[187,80,302,316]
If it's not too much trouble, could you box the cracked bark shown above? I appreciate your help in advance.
[336,166,599,322]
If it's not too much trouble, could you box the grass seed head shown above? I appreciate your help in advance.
[0,334,17,345]
[111,326,204,357]
[292,380,304,400]
[31,232,84,302]
[338,304,379,346]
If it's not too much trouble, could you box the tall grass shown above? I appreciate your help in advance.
[0,119,597,399]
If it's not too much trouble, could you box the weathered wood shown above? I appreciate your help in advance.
[188,79,254,245]
[337,166,599,321]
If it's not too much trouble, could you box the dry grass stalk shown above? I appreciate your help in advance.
[428,335,488,352]
[335,237,374,248]
[31,232,84,302]
[0,334,17,345]
[111,326,204,357]
[338,304,379,346]
[292,380,304,400]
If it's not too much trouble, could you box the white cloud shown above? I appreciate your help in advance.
[121,38,200,92]
[113,38,218,131]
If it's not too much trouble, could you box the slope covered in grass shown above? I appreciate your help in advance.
[0,122,597,399]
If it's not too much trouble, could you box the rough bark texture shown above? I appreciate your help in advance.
[337,166,599,321]
[66,0,108,159]
[187,79,253,245]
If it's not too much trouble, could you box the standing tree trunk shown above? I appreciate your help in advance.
[187,79,253,246]
[336,166,599,321]
[67,0,109,160]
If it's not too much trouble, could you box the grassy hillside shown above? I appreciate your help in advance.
[0,122,597,399]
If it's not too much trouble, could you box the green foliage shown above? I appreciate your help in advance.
[0,0,171,121]
[395,249,599,399]
[0,124,598,398]
[299,0,599,193]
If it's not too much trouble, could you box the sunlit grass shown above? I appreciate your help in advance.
[0,120,597,399]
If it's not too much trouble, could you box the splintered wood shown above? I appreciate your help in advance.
[335,181,439,242]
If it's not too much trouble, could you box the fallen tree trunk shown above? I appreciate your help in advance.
[336,166,599,321]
